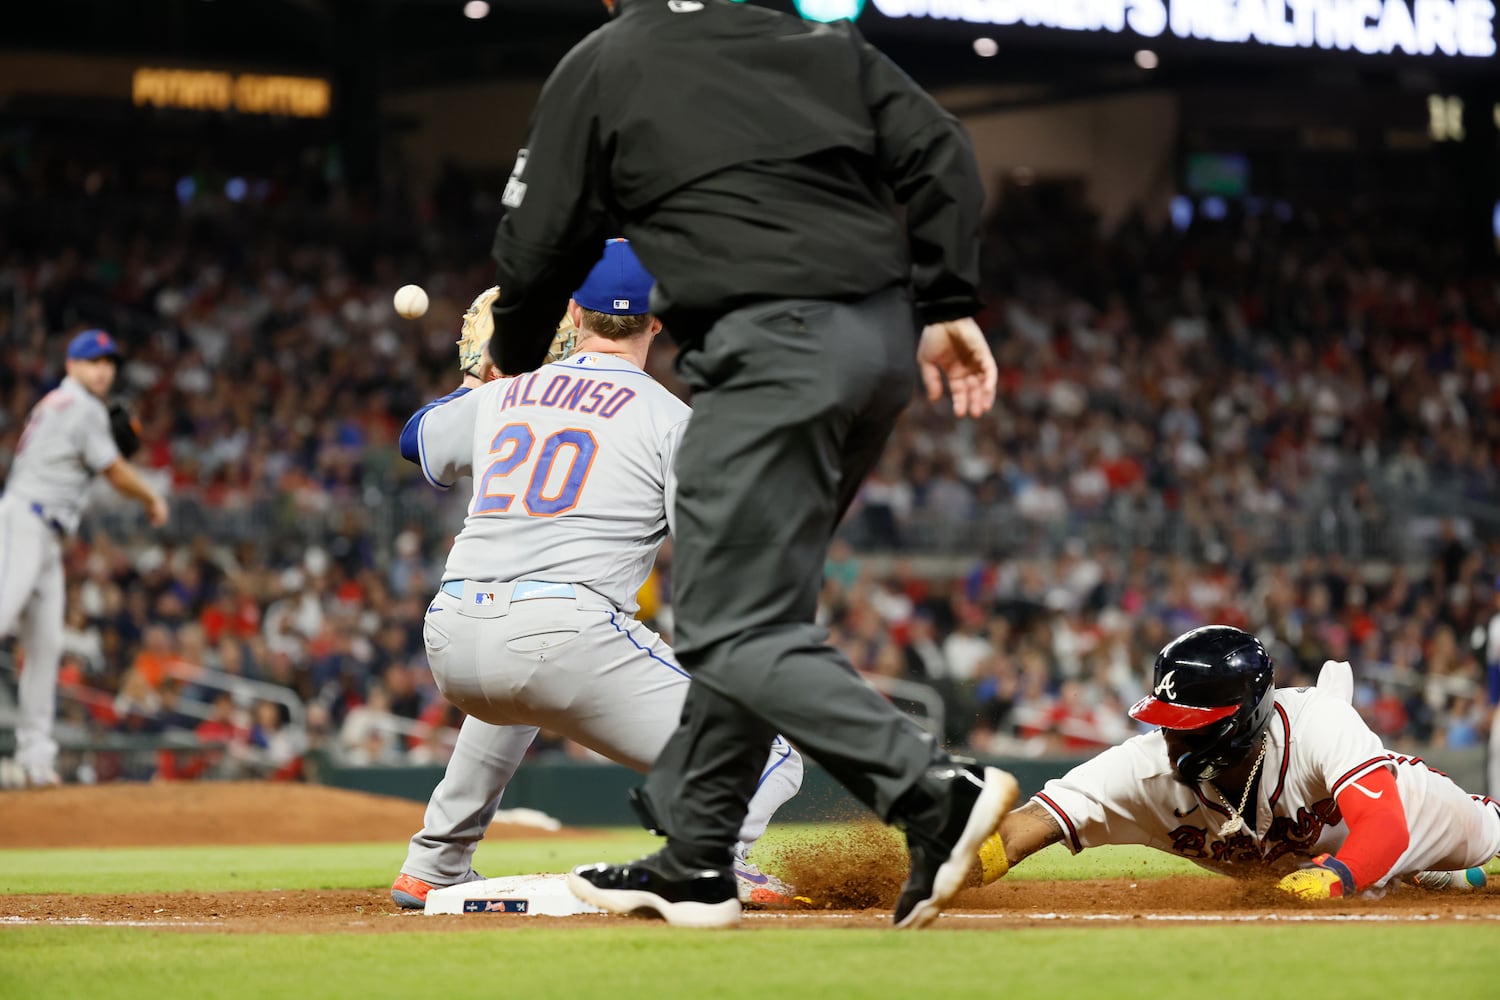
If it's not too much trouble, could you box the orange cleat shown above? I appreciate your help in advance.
[391,870,484,910]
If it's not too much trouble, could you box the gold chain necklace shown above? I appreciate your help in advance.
[1210,732,1269,837]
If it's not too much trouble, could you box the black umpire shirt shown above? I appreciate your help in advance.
[489,0,985,374]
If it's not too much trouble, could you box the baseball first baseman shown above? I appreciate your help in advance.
[979,626,1500,899]
[390,240,803,908]
[0,330,168,787]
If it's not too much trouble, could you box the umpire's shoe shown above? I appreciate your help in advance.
[893,763,1020,930]
[568,852,741,929]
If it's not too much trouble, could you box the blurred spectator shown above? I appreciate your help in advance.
[337,684,403,765]
[3,135,1497,772]
[113,668,164,742]
[249,700,305,779]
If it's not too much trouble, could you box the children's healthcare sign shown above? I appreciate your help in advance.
[868,0,1497,58]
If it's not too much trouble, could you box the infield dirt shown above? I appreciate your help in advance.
[0,781,590,848]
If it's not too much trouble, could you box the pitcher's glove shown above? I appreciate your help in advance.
[1276,854,1356,900]
[457,286,502,378]
[108,402,142,459]
[547,311,580,364]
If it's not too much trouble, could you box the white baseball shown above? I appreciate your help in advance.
[393,284,430,319]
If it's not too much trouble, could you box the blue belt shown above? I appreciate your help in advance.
[29,502,65,537]
[440,580,577,602]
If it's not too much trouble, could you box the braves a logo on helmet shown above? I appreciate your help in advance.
[1154,670,1178,701]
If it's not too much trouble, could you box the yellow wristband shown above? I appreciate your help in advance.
[979,831,1010,885]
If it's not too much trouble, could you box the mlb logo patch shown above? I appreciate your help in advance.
[613,298,631,310]
[462,898,528,914]
[474,592,497,606]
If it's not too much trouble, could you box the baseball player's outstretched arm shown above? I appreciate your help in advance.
[1277,766,1410,900]
[978,801,1065,885]
[102,458,168,527]
[1000,802,1066,863]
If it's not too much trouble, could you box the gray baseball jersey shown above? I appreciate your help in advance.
[400,353,802,893]
[5,376,120,534]
[1,375,116,785]
[412,353,690,613]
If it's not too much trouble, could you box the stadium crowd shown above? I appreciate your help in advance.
[2,133,1498,782]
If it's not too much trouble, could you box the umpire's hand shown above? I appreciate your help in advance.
[917,317,998,418]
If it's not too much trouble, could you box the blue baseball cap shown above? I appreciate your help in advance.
[67,329,120,361]
[572,239,654,316]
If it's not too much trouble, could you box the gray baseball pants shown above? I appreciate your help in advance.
[404,579,802,884]
[638,288,948,864]
[0,495,66,783]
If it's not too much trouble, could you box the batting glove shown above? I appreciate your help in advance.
[1276,854,1356,900]
[979,831,1010,885]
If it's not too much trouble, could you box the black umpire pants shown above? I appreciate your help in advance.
[640,286,947,863]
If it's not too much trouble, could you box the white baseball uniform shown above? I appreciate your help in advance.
[1,376,120,783]
[1033,683,1500,886]
[399,353,802,886]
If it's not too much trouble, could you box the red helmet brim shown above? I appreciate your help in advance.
[1128,696,1238,730]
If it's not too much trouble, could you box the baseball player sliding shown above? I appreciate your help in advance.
[979,625,1500,899]
[389,240,803,909]
[0,330,167,788]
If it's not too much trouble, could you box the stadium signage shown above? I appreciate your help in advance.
[131,68,331,118]
[868,0,1498,58]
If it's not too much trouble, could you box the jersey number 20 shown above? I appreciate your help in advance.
[473,423,598,517]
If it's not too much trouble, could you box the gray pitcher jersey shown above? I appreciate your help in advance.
[414,352,691,613]
[3,376,119,533]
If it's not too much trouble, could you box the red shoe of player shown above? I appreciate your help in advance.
[390,870,484,910]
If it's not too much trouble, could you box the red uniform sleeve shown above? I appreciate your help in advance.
[1329,766,1408,890]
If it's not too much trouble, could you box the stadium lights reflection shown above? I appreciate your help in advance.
[463,1,490,19]
[974,36,999,56]
[1135,49,1159,69]
[1170,195,1193,231]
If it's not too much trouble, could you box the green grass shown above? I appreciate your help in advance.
[0,828,1206,896]
[3,828,1493,896]
[0,831,666,895]
[4,925,1498,1000]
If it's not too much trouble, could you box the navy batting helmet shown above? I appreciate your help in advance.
[1129,625,1275,783]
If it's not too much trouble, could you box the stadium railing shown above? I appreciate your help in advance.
[81,471,1495,565]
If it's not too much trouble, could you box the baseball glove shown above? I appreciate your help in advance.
[457,285,502,378]
[108,402,141,459]
[547,311,580,364]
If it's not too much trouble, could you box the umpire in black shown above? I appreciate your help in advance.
[488,0,1015,930]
